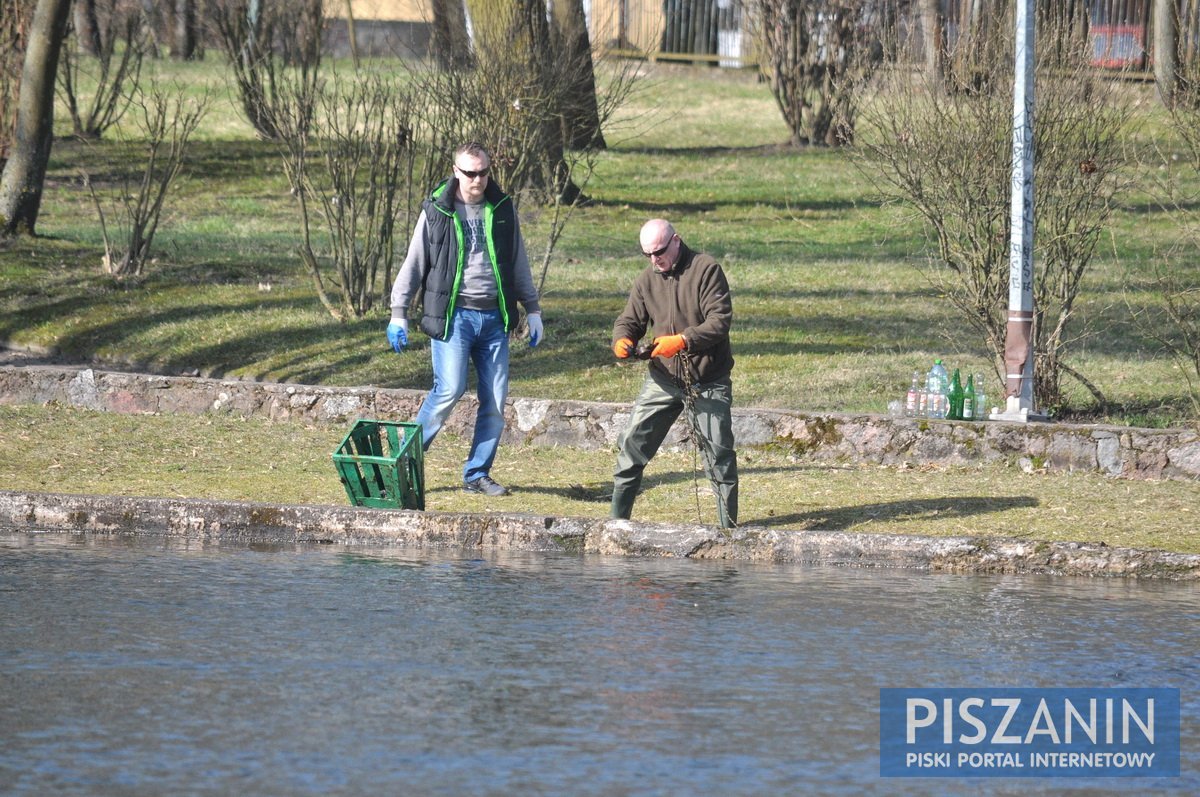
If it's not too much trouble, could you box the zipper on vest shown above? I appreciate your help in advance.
[444,210,465,340]
[485,198,510,331]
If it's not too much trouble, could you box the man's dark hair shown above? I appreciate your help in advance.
[454,142,490,162]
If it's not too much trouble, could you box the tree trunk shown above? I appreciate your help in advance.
[920,0,942,80]
[1153,0,1178,107]
[0,0,72,237]
[173,0,196,60]
[553,0,606,150]
[73,0,102,56]
[431,0,472,70]
[342,0,360,68]
[467,0,580,201]
[140,0,160,58]
[2,0,37,167]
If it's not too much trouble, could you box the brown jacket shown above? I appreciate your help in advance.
[613,242,734,385]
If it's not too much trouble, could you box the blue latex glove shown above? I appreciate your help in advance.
[527,313,543,348]
[386,319,409,353]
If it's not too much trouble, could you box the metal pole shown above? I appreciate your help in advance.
[993,0,1043,422]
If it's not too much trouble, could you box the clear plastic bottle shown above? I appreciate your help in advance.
[923,374,938,418]
[928,359,949,419]
[974,373,987,421]
[905,371,921,417]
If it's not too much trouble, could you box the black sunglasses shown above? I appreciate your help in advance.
[642,240,672,258]
[456,166,490,179]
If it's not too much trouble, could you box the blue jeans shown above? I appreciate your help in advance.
[414,308,509,482]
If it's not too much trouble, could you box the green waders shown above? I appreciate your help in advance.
[611,368,739,528]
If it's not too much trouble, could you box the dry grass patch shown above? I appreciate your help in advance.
[3,405,1197,555]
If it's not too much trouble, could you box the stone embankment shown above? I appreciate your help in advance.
[3,360,1200,578]
[3,490,1198,579]
[2,362,1199,480]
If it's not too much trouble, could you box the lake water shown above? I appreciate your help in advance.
[1,532,1196,795]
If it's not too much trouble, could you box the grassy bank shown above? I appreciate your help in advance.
[1,61,1196,426]
[3,60,1200,556]
[3,404,1199,554]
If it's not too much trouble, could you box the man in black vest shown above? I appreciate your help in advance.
[387,143,543,497]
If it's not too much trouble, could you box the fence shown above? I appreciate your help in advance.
[586,0,1200,73]
[590,0,755,67]
[1088,0,1152,68]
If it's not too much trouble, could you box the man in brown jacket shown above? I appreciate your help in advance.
[611,218,738,528]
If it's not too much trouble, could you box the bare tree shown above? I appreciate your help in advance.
[73,0,102,55]
[848,4,1132,412]
[173,0,197,60]
[206,0,324,140]
[1131,76,1200,422]
[276,72,417,320]
[918,0,942,79]
[85,81,210,280]
[340,0,359,68]
[1148,0,1200,109]
[1132,258,1200,423]
[750,0,889,146]
[409,0,626,201]
[137,0,163,57]
[399,1,639,311]
[552,0,606,150]
[0,0,72,237]
[430,0,472,70]
[58,0,148,139]
[463,0,578,199]
[1,0,38,170]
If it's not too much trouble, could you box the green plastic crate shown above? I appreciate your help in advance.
[332,420,425,510]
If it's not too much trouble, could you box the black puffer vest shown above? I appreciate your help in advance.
[419,177,519,340]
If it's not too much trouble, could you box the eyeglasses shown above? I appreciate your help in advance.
[456,166,490,180]
[642,240,672,258]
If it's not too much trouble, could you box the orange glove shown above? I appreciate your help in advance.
[613,337,635,359]
[651,334,686,359]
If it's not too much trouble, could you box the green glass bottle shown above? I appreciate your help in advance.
[962,374,976,420]
[947,369,964,420]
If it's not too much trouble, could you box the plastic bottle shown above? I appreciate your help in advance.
[974,374,987,421]
[928,359,949,419]
[947,369,964,420]
[923,373,938,418]
[905,371,921,417]
[962,374,976,420]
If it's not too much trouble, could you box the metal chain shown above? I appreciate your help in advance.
[673,351,735,530]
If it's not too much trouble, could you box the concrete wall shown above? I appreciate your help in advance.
[324,18,431,59]
[3,490,1197,579]
[2,363,1199,481]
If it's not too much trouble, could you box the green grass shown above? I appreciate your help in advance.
[3,404,1198,554]
[7,60,1197,424]
[4,59,1200,558]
